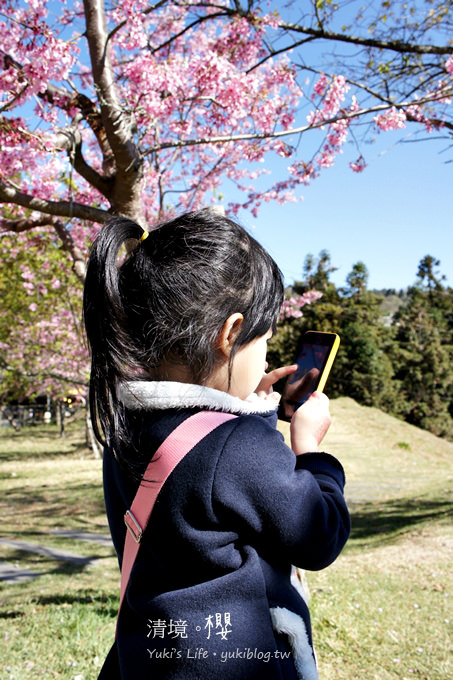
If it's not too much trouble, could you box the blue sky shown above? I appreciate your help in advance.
[10,0,451,293]
[236,131,452,292]
[226,1,453,293]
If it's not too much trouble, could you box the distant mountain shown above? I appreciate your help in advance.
[372,288,408,319]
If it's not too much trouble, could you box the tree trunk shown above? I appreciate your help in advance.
[86,408,102,459]
[59,401,65,438]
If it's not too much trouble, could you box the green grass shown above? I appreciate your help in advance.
[1,400,452,679]
[0,420,117,679]
[310,398,452,680]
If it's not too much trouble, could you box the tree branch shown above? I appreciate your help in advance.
[276,22,453,57]
[0,181,111,224]
[170,2,452,57]
[6,366,89,387]
[83,0,146,222]
[143,89,452,154]
[106,0,171,45]
[148,11,228,55]
[82,0,142,174]
[0,215,58,233]
[47,87,117,176]
[1,48,118,179]
[54,127,114,198]
[246,36,317,74]
[52,219,89,282]
[0,214,93,281]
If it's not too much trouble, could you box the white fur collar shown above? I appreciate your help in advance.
[118,381,277,416]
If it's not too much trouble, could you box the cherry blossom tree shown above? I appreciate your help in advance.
[0,0,451,410]
[0,228,88,397]
[1,0,451,228]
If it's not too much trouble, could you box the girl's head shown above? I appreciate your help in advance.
[83,208,284,450]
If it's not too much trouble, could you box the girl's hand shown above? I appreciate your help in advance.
[290,391,332,455]
[255,364,298,403]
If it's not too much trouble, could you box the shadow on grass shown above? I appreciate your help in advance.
[0,441,89,462]
[0,593,118,620]
[0,421,91,461]
[0,610,25,619]
[0,547,113,572]
[1,481,105,518]
[36,591,119,618]
[350,494,452,544]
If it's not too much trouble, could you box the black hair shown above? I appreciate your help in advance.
[83,208,284,475]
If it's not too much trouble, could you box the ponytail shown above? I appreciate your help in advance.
[83,209,284,477]
[83,217,145,455]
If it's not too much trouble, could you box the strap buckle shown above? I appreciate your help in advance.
[124,510,143,543]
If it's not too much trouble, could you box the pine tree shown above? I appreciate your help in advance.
[391,256,453,439]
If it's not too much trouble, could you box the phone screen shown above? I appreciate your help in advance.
[278,331,339,421]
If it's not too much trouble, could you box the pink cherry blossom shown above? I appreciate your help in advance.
[446,55,453,75]
[279,291,323,321]
[0,0,451,398]
[350,156,367,173]
[374,107,407,131]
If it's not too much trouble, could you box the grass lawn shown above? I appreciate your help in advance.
[1,398,452,679]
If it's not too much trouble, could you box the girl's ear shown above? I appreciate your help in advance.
[217,313,244,358]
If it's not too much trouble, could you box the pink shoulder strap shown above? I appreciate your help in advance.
[118,410,237,619]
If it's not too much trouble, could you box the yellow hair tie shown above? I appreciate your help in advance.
[140,230,149,242]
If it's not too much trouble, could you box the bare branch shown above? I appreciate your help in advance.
[82,0,142,174]
[0,214,91,281]
[54,127,114,198]
[9,367,89,387]
[276,22,453,57]
[149,11,228,55]
[40,372,88,387]
[0,215,58,233]
[52,220,89,282]
[0,181,111,224]
[246,36,317,74]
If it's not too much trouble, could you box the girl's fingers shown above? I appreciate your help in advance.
[290,391,332,454]
[256,364,298,395]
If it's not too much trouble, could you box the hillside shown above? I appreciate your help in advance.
[278,396,453,504]
[1,400,452,679]
[279,397,452,679]
[372,288,407,318]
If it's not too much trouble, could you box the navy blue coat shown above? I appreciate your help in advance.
[99,393,350,680]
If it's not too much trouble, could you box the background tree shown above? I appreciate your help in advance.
[269,254,399,407]
[391,256,453,439]
[0,228,88,401]
[299,250,339,293]
[267,254,453,441]
[333,263,399,410]
[0,0,451,437]
[267,250,343,390]
[344,262,369,297]
[0,0,451,248]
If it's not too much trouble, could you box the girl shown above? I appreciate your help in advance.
[83,209,350,680]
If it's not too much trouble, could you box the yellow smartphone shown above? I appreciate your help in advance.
[277,331,340,422]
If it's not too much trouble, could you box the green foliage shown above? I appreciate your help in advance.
[391,269,453,440]
[298,250,338,294]
[269,252,453,441]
